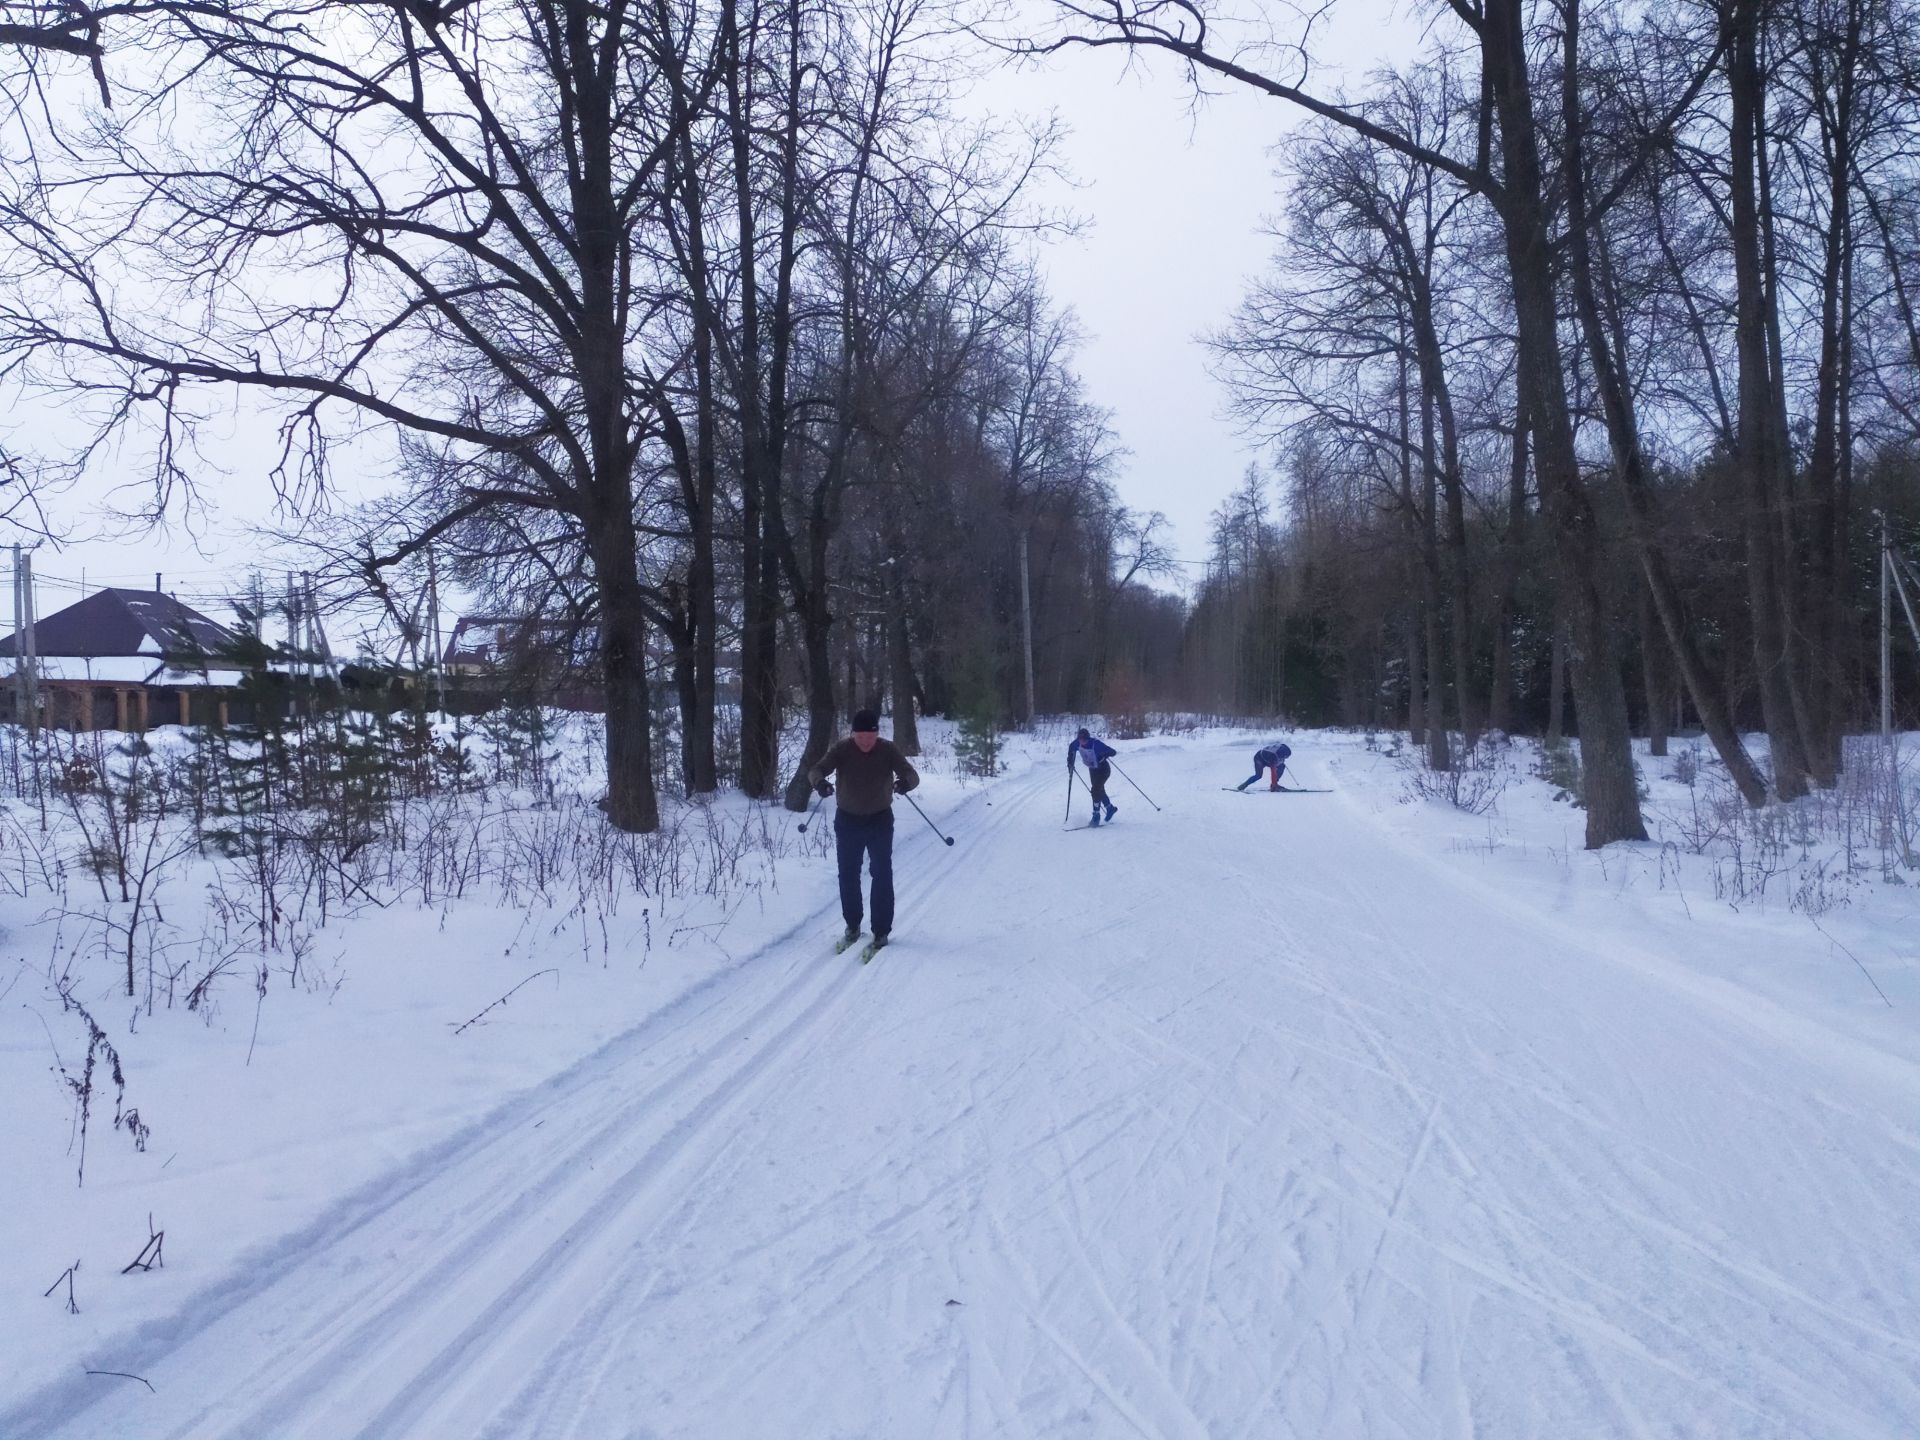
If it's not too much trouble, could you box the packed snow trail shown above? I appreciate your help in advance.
[11,740,1920,1439]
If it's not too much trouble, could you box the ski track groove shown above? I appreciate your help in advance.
[16,765,1051,1440]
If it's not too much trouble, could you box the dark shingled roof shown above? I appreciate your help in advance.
[0,588,241,661]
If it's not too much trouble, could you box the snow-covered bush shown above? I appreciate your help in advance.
[1668,744,1700,787]
[1657,735,1917,912]
[1401,735,1511,816]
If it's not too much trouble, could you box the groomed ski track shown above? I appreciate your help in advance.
[11,742,1919,1439]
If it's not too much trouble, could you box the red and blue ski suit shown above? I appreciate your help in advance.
[1238,743,1291,791]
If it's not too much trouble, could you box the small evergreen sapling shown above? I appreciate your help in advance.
[955,702,1000,777]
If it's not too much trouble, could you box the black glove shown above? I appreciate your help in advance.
[815,781,834,798]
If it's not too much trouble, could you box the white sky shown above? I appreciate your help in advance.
[9,0,1421,620]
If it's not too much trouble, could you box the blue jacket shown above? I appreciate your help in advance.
[1068,736,1116,769]
[1254,743,1292,766]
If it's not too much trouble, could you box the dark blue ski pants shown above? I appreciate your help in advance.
[834,808,895,937]
[1085,760,1111,807]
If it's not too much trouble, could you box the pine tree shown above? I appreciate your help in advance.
[954,699,1000,777]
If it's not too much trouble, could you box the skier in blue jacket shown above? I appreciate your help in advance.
[1069,727,1119,826]
[1235,741,1292,791]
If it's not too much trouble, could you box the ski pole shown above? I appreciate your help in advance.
[901,790,955,846]
[797,791,825,834]
[1110,760,1162,812]
[1063,765,1074,825]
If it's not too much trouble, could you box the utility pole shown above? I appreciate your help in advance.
[1018,527,1036,726]
[1883,510,1893,748]
[20,547,37,737]
[10,549,22,737]
[1882,513,1920,866]
[1892,542,1920,662]
[426,546,444,715]
[284,573,304,705]
[303,573,333,679]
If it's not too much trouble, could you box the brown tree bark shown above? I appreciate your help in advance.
[1800,0,1863,781]
[886,566,920,755]
[1397,343,1448,767]
[1488,402,1528,736]
[1559,0,1767,805]
[1403,235,1479,747]
[1639,586,1670,758]
[1484,0,1645,843]
[1408,615,1427,744]
[591,519,661,833]
[1727,0,1812,799]
[1548,617,1567,744]
[723,0,802,802]
[1417,363,1452,771]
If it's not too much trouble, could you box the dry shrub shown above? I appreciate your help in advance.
[1102,666,1150,741]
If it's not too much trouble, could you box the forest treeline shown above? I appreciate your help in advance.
[1051,0,1920,846]
[3,0,1919,846]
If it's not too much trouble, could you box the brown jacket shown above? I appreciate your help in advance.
[808,737,919,817]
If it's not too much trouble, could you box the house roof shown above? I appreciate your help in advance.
[0,657,248,687]
[443,614,598,667]
[0,588,242,662]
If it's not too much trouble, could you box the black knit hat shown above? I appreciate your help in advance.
[850,708,880,733]
[1076,726,1090,740]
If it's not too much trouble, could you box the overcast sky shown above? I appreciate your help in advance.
[15,0,1418,623]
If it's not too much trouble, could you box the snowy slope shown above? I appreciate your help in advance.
[6,732,1920,1438]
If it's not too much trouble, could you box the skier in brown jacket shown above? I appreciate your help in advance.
[807,708,920,955]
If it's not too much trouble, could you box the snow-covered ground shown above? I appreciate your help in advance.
[4,725,1918,1438]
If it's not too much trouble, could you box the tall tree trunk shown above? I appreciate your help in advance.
[668,608,700,793]
[1396,342,1445,761]
[571,26,657,833]
[887,565,920,754]
[1485,0,1645,843]
[1640,585,1670,758]
[1560,0,1767,805]
[659,52,720,796]
[1755,88,1830,784]
[1406,257,1478,746]
[783,575,838,813]
[739,481,778,797]
[1548,617,1567,744]
[1419,369,1451,771]
[654,412,717,795]
[725,0,802,801]
[1832,228,1856,764]
[592,524,661,833]
[687,537,717,794]
[1803,0,1860,781]
[1489,402,1529,736]
[1727,0,1811,800]
[1408,614,1427,744]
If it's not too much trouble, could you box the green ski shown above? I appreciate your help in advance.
[860,936,889,964]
